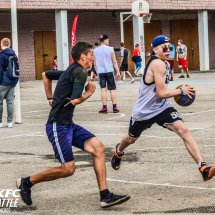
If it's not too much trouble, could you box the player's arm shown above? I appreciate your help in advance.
[112,50,121,79]
[120,49,123,65]
[152,60,194,99]
[65,70,96,107]
[176,49,179,61]
[184,46,188,60]
[42,72,53,106]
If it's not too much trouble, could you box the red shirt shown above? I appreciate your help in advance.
[133,48,140,56]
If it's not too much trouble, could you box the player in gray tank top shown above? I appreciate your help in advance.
[111,35,215,183]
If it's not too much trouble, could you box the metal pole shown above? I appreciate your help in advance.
[11,0,21,123]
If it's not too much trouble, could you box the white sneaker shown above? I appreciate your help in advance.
[0,123,3,128]
[8,123,13,128]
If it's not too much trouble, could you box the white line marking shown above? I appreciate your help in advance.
[183,108,215,116]
[107,178,215,191]
[0,132,44,140]
[106,113,126,120]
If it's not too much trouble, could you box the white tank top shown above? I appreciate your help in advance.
[132,56,171,121]
[94,45,114,74]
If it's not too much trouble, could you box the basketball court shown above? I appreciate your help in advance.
[0,72,215,214]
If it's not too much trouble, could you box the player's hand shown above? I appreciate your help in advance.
[116,72,121,80]
[85,81,96,94]
[47,98,53,107]
[182,85,195,99]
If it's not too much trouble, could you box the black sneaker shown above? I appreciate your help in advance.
[187,74,190,78]
[111,144,124,170]
[200,165,215,181]
[16,178,32,205]
[99,108,108,114]
[113,108,119,113]
[178,75,185,78]
[100,192,130,208]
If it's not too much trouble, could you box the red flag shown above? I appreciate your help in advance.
[70,15,78,64]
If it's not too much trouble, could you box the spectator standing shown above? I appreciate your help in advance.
[167,43,175,81]
[132,44,142,76]
[94,34,121,114]
[0,38,19,128]
[176,39,190,78]
[120,42,134,84]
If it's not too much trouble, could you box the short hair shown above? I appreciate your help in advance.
[135,43,139,48]
[1,38,11,47]
[120,42,125,47]
[72,42,93,62]
[178,39,183,44]
[94,42,99,47]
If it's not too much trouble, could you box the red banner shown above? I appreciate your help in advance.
[70,15,78,64]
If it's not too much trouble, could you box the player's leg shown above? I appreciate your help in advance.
[17,123,76,205]
[5,86,15,127]
[0,86,9,127]
[72,124,130,208]
[159,108,215,181]
[111,118,152,170]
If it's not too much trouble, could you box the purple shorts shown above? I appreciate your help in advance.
[46,123,95,163]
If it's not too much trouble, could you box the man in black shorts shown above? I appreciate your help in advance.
[119,42,134,84]
[17,42,130,208]
[94,34,121,114]
[111,35,215,182]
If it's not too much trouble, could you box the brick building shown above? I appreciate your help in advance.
[0,0,215,81]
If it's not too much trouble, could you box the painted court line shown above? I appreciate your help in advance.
[107,178,215,191]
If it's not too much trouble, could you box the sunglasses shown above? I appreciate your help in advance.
[162,45,171,52]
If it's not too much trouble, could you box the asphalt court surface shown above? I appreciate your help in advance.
[0,72,215,215]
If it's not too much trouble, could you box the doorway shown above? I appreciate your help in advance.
[34,31,56,79]
[170,20,199,70]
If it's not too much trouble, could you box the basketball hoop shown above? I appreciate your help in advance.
[132,0,152,23]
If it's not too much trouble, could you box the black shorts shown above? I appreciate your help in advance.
[129,107,183,138]
[45,70,64,80]
[99,72,116,90]
[120,64,128,71]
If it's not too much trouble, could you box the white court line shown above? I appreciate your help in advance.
[0,132,44,140]
[128,144,215,152]
[0,155,41,161]
[24,105,93,114]
[107,178,215,191]
[106,113,126,120]
[183,108,215,116]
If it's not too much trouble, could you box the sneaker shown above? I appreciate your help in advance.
[8,123,13,128]
[169,77,173,81]
[0,123,3,128]
[100,192,130,208]
[178,75,185,78]
[111,144,124,170]
[16,178,32,205]
[187,74,190,78]
[130,79,135,84]
[113,108,119,113]
[200,165,215,181]
[99,108,108,114]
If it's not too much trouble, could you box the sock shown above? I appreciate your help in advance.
[100,189,110,200]
[102,105,107,110]
[113,104,117,109]
[23,176,33,188]
[116,144,124,155]
[197,161,207,169]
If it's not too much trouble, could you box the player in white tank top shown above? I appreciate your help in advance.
[111,35,215,183]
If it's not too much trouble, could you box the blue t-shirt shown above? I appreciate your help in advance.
[169,44,175,59]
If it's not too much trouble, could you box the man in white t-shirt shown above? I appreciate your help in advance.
[176,39,190,78]
[94,34,121,113]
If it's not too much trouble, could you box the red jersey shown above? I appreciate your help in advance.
[133,48,140,56]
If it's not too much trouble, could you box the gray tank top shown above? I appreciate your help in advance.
[132,56,171,121]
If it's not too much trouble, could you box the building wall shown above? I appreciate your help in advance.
[0,11,120,81]
[1,0,215,10]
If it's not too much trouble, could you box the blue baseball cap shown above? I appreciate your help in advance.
[151,35,171,48]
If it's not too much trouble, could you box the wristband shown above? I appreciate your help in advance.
[47,98,53,100]
[180,88,184,96]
